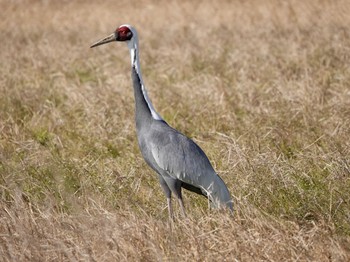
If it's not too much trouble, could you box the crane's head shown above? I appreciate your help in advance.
[90,24,137,48]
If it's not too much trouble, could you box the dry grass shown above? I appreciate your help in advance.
[1,0,350,260]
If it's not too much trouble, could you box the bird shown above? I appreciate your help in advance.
[91,24,233,218]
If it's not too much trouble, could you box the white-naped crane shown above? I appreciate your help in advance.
[91,24,233,218]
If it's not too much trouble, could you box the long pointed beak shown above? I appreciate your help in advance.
[90,33,116,48]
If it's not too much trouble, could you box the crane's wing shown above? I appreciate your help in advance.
[149,126,213,184]
[148,122,233,210]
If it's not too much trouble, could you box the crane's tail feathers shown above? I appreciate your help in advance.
[200,182,234,212]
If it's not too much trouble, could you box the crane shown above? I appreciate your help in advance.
[91,24,233,218]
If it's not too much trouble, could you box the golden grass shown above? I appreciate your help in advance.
[1,0,350,260]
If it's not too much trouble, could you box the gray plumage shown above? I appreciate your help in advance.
[91,24,233,218]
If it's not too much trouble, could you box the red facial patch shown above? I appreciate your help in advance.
[116,26,132,41]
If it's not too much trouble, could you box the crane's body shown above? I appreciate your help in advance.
[91,25,233,217]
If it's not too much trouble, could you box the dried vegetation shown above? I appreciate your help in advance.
[1,0,350,261]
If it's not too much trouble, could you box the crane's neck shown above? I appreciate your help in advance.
[127,38,163,121]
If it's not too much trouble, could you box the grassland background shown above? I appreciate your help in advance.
[1,0,350,261]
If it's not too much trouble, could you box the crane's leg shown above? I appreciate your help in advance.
[177,197,186,218]
[158,175,173,220]
[167,198,173,220]
[162,176,187,218]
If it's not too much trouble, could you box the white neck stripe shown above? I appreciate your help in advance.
[127,36,163,121]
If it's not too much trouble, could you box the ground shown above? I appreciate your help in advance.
[1,0,350,261]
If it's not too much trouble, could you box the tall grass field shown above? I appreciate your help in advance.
[1,0,350,260]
